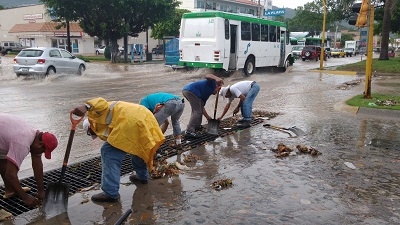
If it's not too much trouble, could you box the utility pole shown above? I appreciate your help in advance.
[319,0,326,70]
[364,1,374,99]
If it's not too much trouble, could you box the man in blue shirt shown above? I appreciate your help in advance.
[140,92,185,149]
[182,74,224,139]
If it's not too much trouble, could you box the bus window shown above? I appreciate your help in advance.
[269,25,276,42]
[225,19,229,40]
[241,22,251,41]
[261,25,268,42]
[277,27,280,42]
[182,18,215,38]
[251,23,260,41]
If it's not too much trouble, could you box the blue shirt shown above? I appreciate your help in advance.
[183,79,216,105]
[140,92,181,112]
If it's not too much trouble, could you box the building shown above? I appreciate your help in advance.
[0,1,266,55]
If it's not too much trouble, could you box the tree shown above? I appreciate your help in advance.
[40,0,179,63]
[151,8,190,40]
[0,5,4,10]
[340,33,354,48]
[374,0,399,60]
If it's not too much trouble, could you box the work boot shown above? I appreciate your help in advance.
[129,174,148,184]
[91,192,119,203]
[237,120,251,128]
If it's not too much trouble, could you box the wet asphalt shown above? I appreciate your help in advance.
[0,54,400,224]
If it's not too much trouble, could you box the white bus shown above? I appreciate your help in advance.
[178,12,294,76]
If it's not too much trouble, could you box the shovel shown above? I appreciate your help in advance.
[263,124,306,137]
[206,92,220,135]
[43,112,84,216]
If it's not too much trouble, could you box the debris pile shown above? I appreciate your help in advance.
[151,159,181,179]
[183,153,200,163]
[296,145,322,156]
[210,178,233,190]
[375,99,398,106]
[270,143,322,158]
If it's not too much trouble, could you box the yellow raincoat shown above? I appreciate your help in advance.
[85,97,165,171]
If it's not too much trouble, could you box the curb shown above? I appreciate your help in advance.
[335,99,400,120]
[309,69,357,75]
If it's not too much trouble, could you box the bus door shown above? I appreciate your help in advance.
[279,29,286,67]
[228,24,237,70]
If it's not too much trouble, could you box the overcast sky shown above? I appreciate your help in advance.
[273,0,312,9]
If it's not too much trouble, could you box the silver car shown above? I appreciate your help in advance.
[13,47,86,77]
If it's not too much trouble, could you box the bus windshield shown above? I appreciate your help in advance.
[182,18,216,38]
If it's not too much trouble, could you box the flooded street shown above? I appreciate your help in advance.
[1,54,400,224]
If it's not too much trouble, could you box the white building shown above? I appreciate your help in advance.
[0,1,265,55]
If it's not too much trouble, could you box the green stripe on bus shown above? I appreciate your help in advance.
[178,61,224,69]
[182,12,286,28]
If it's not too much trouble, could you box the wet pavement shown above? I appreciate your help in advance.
[0,54,400,224]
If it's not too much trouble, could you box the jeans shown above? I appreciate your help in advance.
[154,99,185,136]
[100,142,148,199]
[241,83,260,121]
[182,90,204,133]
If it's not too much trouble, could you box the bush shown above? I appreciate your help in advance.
[76,55,90,62]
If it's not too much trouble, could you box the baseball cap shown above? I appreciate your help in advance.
[42,132,58,159]
[219,85,230,99]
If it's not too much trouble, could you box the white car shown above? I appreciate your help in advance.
[13,47,86,77]
[95,46,106,55]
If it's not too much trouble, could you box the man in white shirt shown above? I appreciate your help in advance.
[218,81,260,128]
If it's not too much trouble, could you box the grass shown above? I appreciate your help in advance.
[336,56,400,74]
[337,56,400,111]
[346,93,400,110]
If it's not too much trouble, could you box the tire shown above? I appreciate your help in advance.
[78,64,85,75]
[96,51,100,55]
[243,57,255,76]
[282,58,290,72]
[305,51,311,57]
[46,67,55,76]
[302,58,305,61]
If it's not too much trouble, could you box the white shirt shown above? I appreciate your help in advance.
[227,81,253,103]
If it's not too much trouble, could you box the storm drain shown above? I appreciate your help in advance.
[0,117,264,216]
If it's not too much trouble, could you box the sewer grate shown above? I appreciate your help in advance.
[0,117,264,217]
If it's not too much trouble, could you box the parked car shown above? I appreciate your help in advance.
[344,48,354,57]
[1,41,28,54]
[13,47,86,77]
[301,45,326,61]
[291,45,304,59]
[95,46,106,55]
[331,49,346,58]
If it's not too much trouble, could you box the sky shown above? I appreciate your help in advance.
[273,0,313,9]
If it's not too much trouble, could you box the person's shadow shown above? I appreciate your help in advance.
[129,176,183,224]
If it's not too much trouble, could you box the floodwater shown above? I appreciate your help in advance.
[1,54,400,224]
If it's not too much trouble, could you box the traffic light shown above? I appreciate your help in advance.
[348,0,369,28]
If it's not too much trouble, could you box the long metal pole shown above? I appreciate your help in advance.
[319,0,326,70]
[364,0,373,99]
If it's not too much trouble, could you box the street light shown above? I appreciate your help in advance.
[319,0,326,70]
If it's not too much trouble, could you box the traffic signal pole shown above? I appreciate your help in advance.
[319,0,326,70]
[364,2,374,99]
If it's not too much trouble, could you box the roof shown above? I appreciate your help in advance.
[9,22,83,33]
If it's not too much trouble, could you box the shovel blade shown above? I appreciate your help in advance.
[206,119,220,135]
[43,182,70,216]
[288,127,306,136]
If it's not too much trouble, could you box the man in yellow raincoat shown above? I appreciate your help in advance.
[72,97,165,203]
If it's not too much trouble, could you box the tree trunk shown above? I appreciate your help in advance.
[379,0,392,60]
[111,39,119,63]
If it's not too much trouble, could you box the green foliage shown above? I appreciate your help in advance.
[340,33,354,48]
[151,9,190,40]
[104,46,111,59]
[374,0,400,34]
[287,0,354,33]
[0,5,4,10]
[40,0,180,62]
[346,94,400,110]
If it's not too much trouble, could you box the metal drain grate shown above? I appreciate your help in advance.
[0,118,264,216]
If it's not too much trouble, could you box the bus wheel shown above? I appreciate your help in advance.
[283,59,290,72]
[244,57,255,76]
